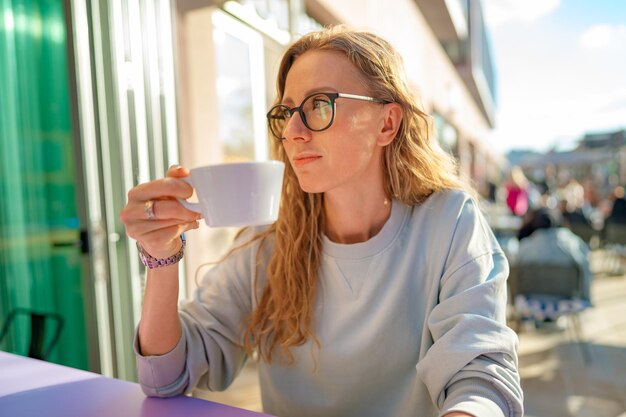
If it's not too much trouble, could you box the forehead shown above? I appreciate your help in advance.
[283,50,366,103]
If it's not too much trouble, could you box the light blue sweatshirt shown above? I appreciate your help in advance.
[135,190,524,417]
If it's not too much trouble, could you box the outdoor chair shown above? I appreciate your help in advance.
[604,222,626,246]
[0,307,64,360]
[508,264,592,363]
[600,222,626,274]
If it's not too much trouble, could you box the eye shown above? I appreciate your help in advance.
[312,97,332,112]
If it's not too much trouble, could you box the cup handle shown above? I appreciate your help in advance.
[177,177,202,213]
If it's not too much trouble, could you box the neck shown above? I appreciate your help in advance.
[323,191,392,244]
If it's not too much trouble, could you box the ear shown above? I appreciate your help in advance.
[377,102,403,146]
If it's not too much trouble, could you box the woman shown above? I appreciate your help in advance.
[121,26,523,417]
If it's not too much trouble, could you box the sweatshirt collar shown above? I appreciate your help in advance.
[322,200,410,260]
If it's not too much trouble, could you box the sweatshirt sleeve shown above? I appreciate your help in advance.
[416,195,524,417]
[134,229,267,397]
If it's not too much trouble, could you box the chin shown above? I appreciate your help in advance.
[296,177,326,194]
[298,183,324,194]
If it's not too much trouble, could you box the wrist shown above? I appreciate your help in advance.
[137,235,186,269]
[140,234,184,259]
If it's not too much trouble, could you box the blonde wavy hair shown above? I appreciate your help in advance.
[242,26,468,364]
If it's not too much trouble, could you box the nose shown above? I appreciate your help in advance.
[282,111,312,143]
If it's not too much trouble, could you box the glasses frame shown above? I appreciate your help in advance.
[266,92,389,141]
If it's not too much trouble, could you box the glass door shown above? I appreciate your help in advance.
[0,0,93,370]
[67,0,181,379]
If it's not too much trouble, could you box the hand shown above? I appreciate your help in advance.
[120,165,202,259]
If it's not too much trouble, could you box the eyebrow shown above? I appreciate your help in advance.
[282,87,339,105]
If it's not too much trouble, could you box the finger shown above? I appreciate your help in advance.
[126,218,198,239]
[167,165,190,178]
[120,199,201,236]
[136,199,201,222]
[184,220,200,232]
[127,177,194,202]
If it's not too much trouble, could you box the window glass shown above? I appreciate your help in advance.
[213,10,267,161]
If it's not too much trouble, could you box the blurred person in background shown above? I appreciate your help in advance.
[558,196,595,246]
[562,178,585,210]
[605,186,626,224]
[582,177,601,209]
[505,166,529,217]
[581,176,605,232]
[120,26,523,417]
[517,207,540,242]
[602,186,626,244]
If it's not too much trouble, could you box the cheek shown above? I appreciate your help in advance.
[325,136,378,181]
[341,114,379,158]
[348,110,380,142]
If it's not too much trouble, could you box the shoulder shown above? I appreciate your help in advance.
[555,227,586,246]
[420,188,472,208]
[406,189,498,256]
[413,189,479,224]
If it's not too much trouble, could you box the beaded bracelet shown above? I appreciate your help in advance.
[137,234,186,269]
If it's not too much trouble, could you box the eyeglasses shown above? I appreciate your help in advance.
[266,92,389,141]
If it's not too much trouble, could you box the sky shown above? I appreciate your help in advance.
[481,0,626,153]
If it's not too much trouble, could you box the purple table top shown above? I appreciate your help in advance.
[0,351,274,417]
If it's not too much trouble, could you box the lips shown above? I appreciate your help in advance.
[293,153,322,167]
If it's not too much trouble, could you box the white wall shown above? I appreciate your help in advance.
[311,0,496,178]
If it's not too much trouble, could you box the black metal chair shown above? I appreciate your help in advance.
[0,308,64,360]
[508,264,592,363]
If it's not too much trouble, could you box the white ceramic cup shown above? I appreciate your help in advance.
[178,161,285,227]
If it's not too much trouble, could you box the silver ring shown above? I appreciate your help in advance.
[145,200,156,220]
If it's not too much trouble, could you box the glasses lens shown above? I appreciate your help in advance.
[266,94,335,140]
[268,105,290,139]
[303,94,333,131]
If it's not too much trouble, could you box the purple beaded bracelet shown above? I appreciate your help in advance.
[137,235,186,269]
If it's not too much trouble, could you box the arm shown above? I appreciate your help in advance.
[122,166,256,397]
[133,230,261,397]
[416,196,524,417]
[124,192,262,398]
[138,263,183,356]
[428,251,522,417]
